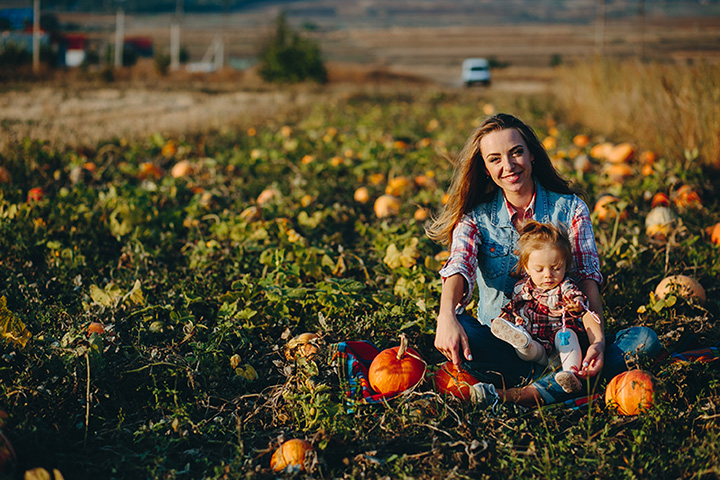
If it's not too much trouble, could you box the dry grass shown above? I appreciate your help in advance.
[554,58,720,168]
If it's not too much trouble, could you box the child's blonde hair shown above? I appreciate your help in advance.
[515,220,573,275]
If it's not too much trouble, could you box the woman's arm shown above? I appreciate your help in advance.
[435,274,473,365]
[578,278,605,378]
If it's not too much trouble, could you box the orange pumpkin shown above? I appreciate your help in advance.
[650,192,670,208]
[414,208,430,221]
[373,195,401,218]
[270,439,312,472]
[639,150,658,165]
[709,222,720,246]
[353,186,370,204]
[605,163,634,183]
[170,160,194,178]
[605,369,655,415]
[607,142,635,164]
[655,275,706,304]
[385,176,412,196]
[87,322,106,336]
[593,195,627,222]
[673,185,702,210]
[433,361,480,401]
[368,335,426,396]
[572,134,590,149]
[27,187,45,203]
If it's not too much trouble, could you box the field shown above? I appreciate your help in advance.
[1,8,720,479]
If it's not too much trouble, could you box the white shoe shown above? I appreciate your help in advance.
[470,382,500,409]
[555,370,582,393]
[491,317,532,349]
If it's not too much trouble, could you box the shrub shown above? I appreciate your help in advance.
[258,12,327,84]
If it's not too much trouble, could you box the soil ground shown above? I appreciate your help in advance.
[1,12,719,153]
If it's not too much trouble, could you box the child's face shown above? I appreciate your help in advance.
[524,246,567,291]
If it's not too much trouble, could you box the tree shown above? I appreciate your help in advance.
[258,12,327,84]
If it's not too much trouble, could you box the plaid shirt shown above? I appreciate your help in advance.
[501,277,588,354]
[440,188,602,312]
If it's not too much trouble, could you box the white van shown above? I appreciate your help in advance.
[461,58,491,87]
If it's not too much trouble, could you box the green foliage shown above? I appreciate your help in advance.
[258,12,327,84]
[0,87,718,479]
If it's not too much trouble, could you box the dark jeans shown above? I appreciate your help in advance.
[457,314,663,403]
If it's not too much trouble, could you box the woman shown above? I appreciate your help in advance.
[426,113,661,407]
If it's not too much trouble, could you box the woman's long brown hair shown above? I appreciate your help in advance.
[426,113,577,246]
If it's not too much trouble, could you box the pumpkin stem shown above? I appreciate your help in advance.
[396,333,408,360]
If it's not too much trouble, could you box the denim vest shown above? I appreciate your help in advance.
[469,181,580,325]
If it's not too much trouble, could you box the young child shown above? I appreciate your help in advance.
[490,220,602,394]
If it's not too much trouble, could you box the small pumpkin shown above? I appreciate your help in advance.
[414,207,430,222]
[650,192,670,208]
[607,142,635,164]
[673,185,702,210]
[256,188,279,205]
[593,195,627,222]
[87,322,106,336]
[645,206,678,239]
[373,194,401,218]
[572,134,590,149]
[605,163,634,183]
[433,361,480,401]
[368,334,426,396]
[27,187,45,203]
[353,186,370,204]
[605,369,655,415]
[590,142,614,159]
[170,160,194,178]
[639,150,658,165]
[655,275,706,304]
[385,176,412,196]
[708,222,720,246]
[270,439,312,472]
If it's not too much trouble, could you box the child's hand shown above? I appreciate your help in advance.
[576,342,605,378]
[566,299,584,314]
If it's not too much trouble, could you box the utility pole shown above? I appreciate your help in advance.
[171,0,183,71]
[639,0,646,61]
[114,1,125,69]
[595,0,606,57]
[32,0,40,74]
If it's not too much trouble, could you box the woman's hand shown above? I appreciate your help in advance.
[434,310,472,366]
[576,342,604,378]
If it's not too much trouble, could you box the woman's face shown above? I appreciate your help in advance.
[479,128,534,197]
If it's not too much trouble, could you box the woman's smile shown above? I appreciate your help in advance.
[480,128,534,198]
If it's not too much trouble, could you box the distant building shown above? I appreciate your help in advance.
[0,7,33,31]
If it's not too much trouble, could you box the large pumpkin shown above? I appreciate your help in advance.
[605,370,656,415]
[368,335,426,396]
[270,439,312,472]
[433,361,480,401]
